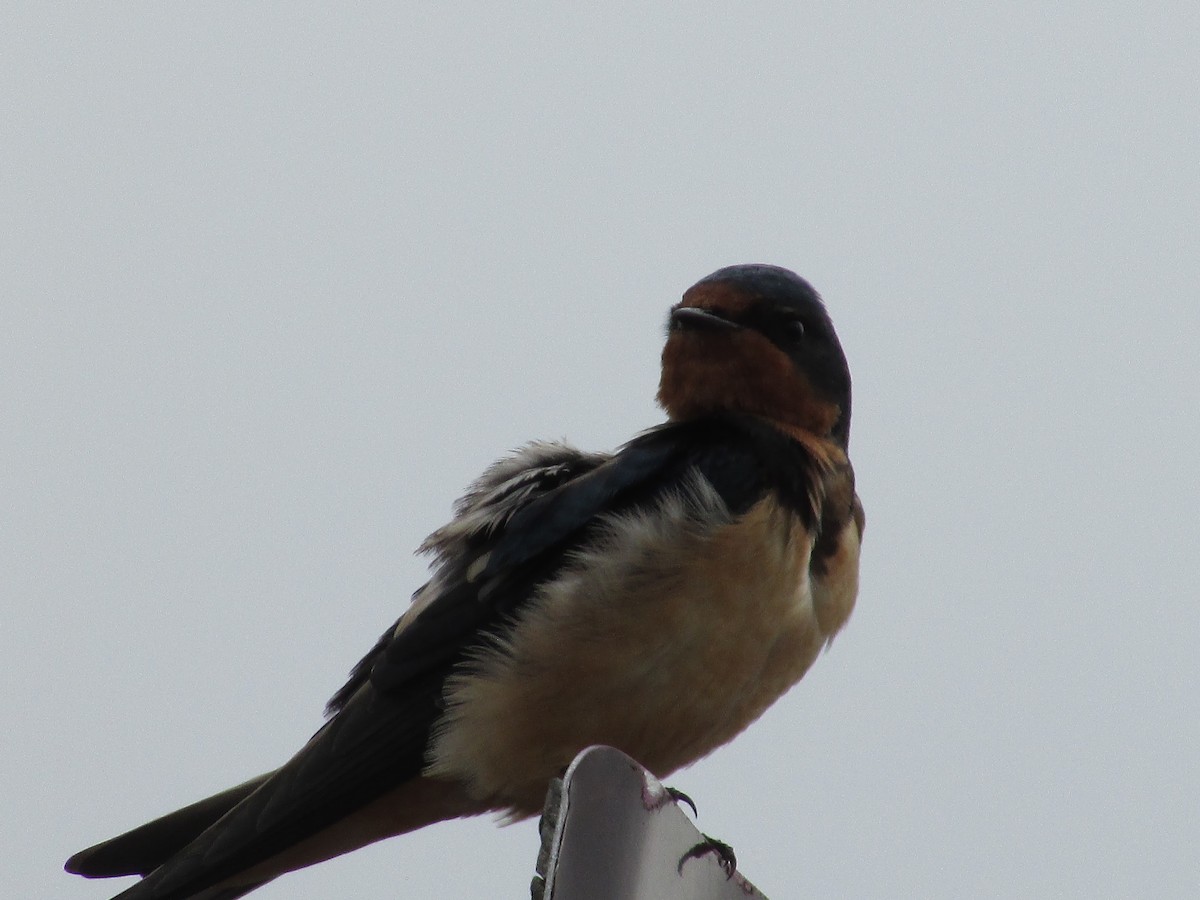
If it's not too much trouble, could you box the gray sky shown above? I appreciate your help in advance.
[5,4,1198,898]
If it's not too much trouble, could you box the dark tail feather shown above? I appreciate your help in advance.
[66,773,275,879]
[144,879,271,900]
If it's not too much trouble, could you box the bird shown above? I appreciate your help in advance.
[65,263,865,900]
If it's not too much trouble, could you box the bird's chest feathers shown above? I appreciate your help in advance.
[616,496,822,700]
[427,491,845,812]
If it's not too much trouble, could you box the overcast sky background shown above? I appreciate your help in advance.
[5,5,1198,899]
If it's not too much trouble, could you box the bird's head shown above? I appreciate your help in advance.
[657,264,852,448]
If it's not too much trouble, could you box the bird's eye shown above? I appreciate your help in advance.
[783,316,806,340]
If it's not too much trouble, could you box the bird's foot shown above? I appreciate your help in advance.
[678,834,737,879]
[664,786,698,818]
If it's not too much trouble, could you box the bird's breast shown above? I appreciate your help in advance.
[426,484,854,816]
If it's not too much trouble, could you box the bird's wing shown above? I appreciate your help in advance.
[84,419,797,900]
[325,440,611,714]
[73,443,606,899]
[86,670,451,899]
[364,416,793,695]
[65,775,273,879]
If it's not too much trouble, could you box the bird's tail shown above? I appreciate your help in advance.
[65,773,275,879]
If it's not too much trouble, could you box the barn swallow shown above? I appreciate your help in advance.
[66,264,864,900]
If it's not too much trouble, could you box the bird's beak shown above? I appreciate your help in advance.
[669,306,741,333]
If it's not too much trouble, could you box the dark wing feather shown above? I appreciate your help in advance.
[65,775,273,879]
[79,417,816,900]
[368,414,811,695]
[325,442,608,715]
[483,414,818,576]
[107,675,444,900]
[86,445,608,899]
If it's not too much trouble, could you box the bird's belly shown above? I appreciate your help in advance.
[426,495,833,816]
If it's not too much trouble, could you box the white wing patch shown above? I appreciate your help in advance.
[391,442,609,642]
[420,442,608,555]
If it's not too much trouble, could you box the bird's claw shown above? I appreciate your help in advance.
[665,786,698,818]
[677,834,737,878]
